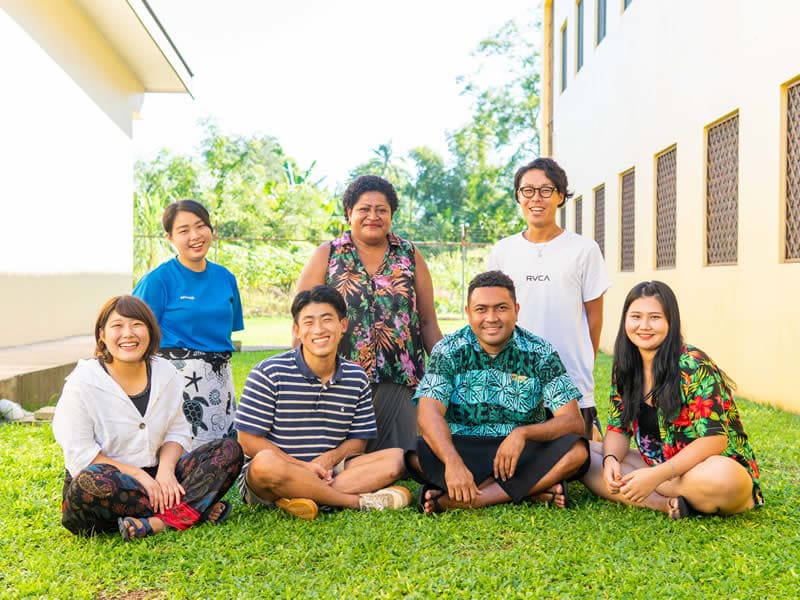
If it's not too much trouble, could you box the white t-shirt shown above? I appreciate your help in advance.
[487,230,610,408]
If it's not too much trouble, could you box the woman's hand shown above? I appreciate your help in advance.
[133,468,166,513]
[603,456,623,495]
[619,467,664,504]
[155,468,186,512]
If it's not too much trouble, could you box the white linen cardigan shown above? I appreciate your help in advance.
[53,357,191,477]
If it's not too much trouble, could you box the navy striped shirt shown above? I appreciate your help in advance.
[235,347,376,461]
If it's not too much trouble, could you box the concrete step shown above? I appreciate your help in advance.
[0,336,94,410]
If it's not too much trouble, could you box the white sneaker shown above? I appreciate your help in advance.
[358,486,412,511]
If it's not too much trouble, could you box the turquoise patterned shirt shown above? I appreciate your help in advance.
[414,325,581,437]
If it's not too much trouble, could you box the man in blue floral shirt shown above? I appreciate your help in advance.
[407,271,590,514]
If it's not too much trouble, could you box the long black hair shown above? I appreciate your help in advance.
[612,281,684,427]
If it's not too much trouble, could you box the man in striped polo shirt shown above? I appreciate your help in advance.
[235,285,411,520]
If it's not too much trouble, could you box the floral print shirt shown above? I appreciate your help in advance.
[607,345,762,498]
[414,325,580,437]
[326,231,425,387]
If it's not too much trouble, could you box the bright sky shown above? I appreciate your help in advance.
[135,0,539,188]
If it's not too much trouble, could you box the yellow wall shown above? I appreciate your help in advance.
[0,1,143,347]
[548,0,800,412]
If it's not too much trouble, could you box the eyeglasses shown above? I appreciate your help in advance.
[518,185,557,199]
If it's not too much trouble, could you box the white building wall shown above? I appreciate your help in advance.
[0,2,143,347]
[549,0,800,412]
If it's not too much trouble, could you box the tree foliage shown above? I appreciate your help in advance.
[342,17,541,243]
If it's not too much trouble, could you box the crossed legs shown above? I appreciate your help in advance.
[245,448,406,509]
[581,441,756,516]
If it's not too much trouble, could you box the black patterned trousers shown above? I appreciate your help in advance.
[61,438,243,536]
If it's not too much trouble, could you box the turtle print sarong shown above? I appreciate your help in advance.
[159,348,237,450]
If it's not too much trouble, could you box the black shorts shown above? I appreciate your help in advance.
[406,434,589,504]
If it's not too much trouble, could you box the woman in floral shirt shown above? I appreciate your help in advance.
[582,281,762,518]
[296,175,442,452]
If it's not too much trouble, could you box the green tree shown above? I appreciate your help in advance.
[133,151,201,277]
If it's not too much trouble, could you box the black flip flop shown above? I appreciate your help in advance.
[416,484,446,515]
[669,495,693,519]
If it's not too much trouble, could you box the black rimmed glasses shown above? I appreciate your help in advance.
[517,185,557,199]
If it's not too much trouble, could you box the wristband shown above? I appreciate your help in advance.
[668,460,676,480]
[602,454,620,467]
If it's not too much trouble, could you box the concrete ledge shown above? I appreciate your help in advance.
[0,336,94,410]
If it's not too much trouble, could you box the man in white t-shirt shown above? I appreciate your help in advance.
[487,157,610,439]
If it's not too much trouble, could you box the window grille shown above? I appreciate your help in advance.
[577,1,584,71]
[575,196,583,234]
[559,205,566,229]
[656,147,677,268]
[594,185,605,256]
[620,171,635,271]
[561,24,568,92]
[706,114,739,264]
[786,82,800,260]
[597,0,607,44]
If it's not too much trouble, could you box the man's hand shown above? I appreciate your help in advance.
[444,461,480,504]
[311,451,337,473]
[493,429,526,481]
[304,460,333,484]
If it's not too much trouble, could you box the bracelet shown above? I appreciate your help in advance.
[602,454,620,467]
[668,460,676,480]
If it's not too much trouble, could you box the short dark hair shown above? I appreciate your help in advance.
[467,270,516,304]
[342,175,399,217]
[162,199,213,234]
[94,295,161,363]
[291,285,348,323]
[513,157,574,208]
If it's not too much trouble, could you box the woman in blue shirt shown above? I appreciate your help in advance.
[134,200,244,449]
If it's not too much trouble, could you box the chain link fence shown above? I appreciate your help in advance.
[134,233,494,319]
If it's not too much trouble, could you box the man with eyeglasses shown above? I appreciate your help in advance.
[487,157,610,440]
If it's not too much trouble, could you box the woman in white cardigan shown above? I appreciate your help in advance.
[53,295,243,539]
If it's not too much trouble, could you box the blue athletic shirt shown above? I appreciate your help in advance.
[133,257,244,352]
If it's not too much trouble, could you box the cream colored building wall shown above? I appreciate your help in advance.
[0,2,143,347]
[549,0,800,412]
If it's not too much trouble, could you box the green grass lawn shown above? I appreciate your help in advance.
[2,352,799,598]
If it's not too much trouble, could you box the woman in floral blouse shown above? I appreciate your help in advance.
[582,281,762,518]
[296,175,442,452]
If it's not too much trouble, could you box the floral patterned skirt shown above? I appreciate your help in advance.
[159,348,237,450]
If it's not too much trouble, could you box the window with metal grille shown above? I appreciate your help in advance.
[575,196,583,234]
[561,23,568,92]
[594,185,605,256]
[577,1,584,71]
[656,147,677,268]
[620,170,635,271]
[597,0,607,44]
[706,114,739,264]
[786,81,800,260]
[559,205,566,229]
